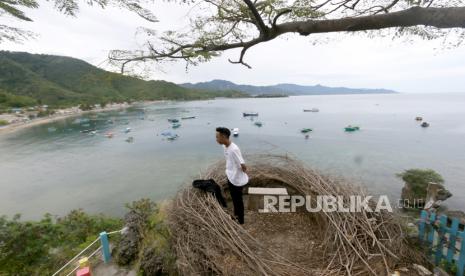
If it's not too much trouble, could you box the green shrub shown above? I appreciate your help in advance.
[0,210,123,275]
[397,169,444,198]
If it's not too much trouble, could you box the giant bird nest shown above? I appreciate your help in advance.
[167,155,425,275]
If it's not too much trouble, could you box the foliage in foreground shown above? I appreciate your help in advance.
[114,199,177,275]
[0,210,123,275]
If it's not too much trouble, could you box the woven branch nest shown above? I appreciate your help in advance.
[167,154,424,275]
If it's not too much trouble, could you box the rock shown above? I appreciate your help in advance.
[116,210,146,265]
[436,189,452,201]
[413,264,432,276]
[402,182,452,209]
[139,247,164,276]
[424,183,452,210]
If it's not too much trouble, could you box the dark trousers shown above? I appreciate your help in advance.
[228,180,244,224]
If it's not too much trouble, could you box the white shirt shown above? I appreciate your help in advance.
[223,142,249,186]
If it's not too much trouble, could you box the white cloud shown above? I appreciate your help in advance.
[1,1,465,93]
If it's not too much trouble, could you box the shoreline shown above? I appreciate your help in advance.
[0,101,161,135]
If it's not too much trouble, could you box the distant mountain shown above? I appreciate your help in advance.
[180,79,398,96]
[0,52,248,110]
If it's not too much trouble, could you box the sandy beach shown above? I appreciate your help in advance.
[0,101,160,135]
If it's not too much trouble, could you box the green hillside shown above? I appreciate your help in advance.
[0,51,248,110]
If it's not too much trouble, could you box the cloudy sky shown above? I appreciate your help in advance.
[1,1,465,93]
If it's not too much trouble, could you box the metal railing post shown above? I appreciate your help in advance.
[99,231,111,263]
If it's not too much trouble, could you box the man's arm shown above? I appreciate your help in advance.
[232,148,247,172]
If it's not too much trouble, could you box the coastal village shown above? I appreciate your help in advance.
[0,102,131,132]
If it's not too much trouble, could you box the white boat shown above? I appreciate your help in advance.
[124,127,131,133]
[232,128,239,137]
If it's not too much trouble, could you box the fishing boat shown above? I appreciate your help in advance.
[301,128,313,133]
[303,108,319,112]
[415,117,423,121]
[243,112,259,117]
[254,122,263,127]
[124,127,131,133]
[172,123,181,129]
[168,118,179,123]
[81,129,96,133]
[345,125,360,132]
[125,137,134,143]
[421,122,430,128]
[345,127,357,132]
[232,128,239,137]
[167,134,179,141]
[161,130,174,137]
[181,116,196,120]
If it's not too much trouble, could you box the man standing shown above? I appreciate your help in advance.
[215,127,248,224]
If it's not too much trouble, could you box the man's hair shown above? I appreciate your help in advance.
[216,127,231,138]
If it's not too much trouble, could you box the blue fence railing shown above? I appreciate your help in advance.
[52,228,126,276]
[419,210,465,276]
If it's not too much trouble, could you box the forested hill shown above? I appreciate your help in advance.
[0,51,248,109]
[181,79,398,96]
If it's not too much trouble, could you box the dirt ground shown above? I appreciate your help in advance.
[241,210,329,273]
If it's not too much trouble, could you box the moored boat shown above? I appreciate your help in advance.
[168,118,179,123]
[81,129,96,133]
[303,108,319,112]
[345,125,360,132]
[167,134,179,141]
[181,116,196,120]
[301,128,313,133]
[415,116,423,121]
[254,121,263,127]
[172,123,181,129]
[421,122,430,128]
[243,112,259,117]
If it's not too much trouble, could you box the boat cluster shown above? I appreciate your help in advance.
[415,116,430,128]
[162,115,197,141]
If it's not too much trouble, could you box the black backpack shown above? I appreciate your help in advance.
[192,179,227,207]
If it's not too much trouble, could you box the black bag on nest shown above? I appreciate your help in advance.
[192,179,227,207]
